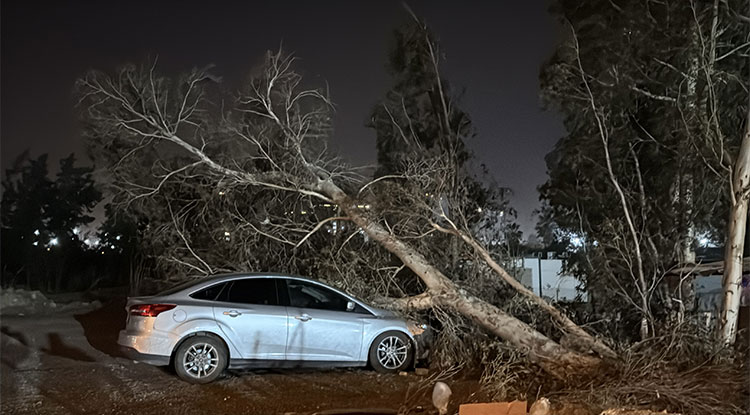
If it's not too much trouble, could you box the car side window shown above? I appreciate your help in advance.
[286,280,349,312]
[189,282,228,301]
[221,278,279,306]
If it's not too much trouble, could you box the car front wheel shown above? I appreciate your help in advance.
[369,331,413,373]
[174,335,227,384]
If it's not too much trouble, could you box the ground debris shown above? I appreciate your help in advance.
[529,397,550,415]
[458,401,526,415]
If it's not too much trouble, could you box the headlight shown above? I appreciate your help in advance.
[407,321,428,336]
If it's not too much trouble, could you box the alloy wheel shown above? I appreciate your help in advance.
[376,335,408,369]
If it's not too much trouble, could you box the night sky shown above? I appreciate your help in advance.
[1,1,564,237]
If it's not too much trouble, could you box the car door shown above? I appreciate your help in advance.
[282,279,365,361]
[212,277,288,360]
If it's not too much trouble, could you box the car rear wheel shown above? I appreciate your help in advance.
[369,331,413,373]
[174,335,227,384]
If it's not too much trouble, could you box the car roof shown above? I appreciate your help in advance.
[185,272,323,288]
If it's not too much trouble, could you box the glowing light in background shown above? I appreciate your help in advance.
[569,235,583,248]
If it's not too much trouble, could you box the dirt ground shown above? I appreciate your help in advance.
[0,298,481,415]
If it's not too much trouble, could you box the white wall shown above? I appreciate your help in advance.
[522,258,585,301]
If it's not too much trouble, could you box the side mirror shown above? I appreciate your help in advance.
[346,301,356,312]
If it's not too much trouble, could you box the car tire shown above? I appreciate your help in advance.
[174,334,228,384]
[369,331,413,373]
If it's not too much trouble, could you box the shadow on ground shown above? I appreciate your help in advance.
[41,333,95,362]
[0,326,31,369]
[74,298,126,358]
[0,325,28,346]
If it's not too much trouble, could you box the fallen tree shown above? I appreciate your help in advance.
[77,43,613,377]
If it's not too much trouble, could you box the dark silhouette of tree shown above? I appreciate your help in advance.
[370,21,471,177]
[1,153,101,290]
[370,19,521,272]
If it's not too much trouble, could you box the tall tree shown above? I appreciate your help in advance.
[720,94,750,344]
[369,19,520,281]
[370,19,471,178]
[540,0,749,339]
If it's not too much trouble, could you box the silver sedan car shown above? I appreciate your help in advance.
[118,273,417,383]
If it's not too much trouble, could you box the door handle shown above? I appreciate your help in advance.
[294,314,312,322]
[223,310,242,317]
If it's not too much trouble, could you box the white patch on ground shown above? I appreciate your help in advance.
[1,288,101,315]
[1,288,56,312]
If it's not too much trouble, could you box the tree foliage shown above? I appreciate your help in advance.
[539,0,749,336]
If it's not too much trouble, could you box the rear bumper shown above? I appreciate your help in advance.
[119,346,171,366]
[118,329,174,364]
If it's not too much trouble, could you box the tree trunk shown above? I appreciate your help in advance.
[435,225,616,359]
[320,181,603,377]
[446,292,602,377]
[719,104,750,345]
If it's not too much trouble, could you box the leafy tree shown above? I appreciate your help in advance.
[539,0,749,339]
[1,153,101,290]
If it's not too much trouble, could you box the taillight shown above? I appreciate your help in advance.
[129,304,176,317]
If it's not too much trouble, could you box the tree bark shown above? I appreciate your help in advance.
[719,103,750,345]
